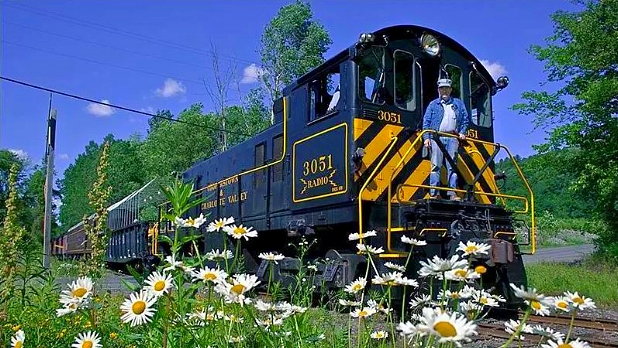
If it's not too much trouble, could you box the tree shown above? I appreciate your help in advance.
[139,103,218,178]
[259,0,332,121]
[512,0,618,258]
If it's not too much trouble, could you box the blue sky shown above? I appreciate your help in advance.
[1,0,581,180]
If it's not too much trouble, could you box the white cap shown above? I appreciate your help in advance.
[437,78,452,88]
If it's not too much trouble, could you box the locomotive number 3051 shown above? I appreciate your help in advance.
[303,154,333,176]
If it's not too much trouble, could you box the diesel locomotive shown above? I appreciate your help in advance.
[160,24,536,304]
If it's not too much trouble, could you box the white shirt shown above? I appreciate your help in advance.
[439,101,457,132]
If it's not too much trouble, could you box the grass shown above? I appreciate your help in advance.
[527,258,618,307]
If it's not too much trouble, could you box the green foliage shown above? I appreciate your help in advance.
[527,259,618,306]
[80,141,112,280]
[259,0,332,106]
[511,0,618,259]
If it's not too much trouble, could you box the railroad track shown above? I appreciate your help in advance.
[477,312,618,348]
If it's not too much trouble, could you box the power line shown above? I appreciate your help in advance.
[3,40,205,85]
[0,76,254,137]
[3,1,256,66]
[4,21,215,71]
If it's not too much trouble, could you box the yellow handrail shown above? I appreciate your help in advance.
[384,130,536,254]
[357,135,399,244]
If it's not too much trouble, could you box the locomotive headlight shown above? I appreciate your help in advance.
[421,33,440,56]
[359,32,375,44]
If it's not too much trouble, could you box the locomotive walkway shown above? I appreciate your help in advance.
[51,244,595,294]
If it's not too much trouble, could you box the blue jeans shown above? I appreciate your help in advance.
[429,137,459,197]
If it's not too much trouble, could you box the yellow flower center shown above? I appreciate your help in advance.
[359,310,368,317]
[557,301,568,309]
[82,340,93,348]
[434,321,457,337]
[573,297,584,305]
[450,293,460,299]
[475,265,487,274]
[154,280,166,291]
[375,332,384,338]
[352,284,362,291]
[465,245,478,254]
[204,273,217,281]
[216,221,224,227]
[233,227,246,235]
[531,301,542,310]
[480,297,488,304]
[73,287,87,298]
[132,300,146,314]
[455,269,468,278]
[15,342,23,348]
[231,284,246,295]
[110,332,118,339]
[556,344,572,348]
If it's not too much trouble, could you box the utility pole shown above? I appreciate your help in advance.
[43,99,57,269]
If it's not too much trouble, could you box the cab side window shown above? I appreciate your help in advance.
[309,65,340,122]
[469,70,492,127]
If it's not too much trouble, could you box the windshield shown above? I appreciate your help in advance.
[357,46,387,105]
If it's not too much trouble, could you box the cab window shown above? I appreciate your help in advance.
[394,50,416,111]
[443,64,463,99]
[469,70,492,127]
[309,66,340,122]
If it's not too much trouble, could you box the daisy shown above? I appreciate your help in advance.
[207,216,235,232]
[373,271,403,286]
[370,330,389,339]
[205,249,233,261]
[11,330,24,348]
[192,266,228,284]
[510,283,546,303]
[551,296,572,312]
[444,268,481,282]
[356,243,384,254]
[71,331,102,348]
[339,299,361,307]
[120,290,158,327]
[348,230,377,241]
[61,276,93,302]
[531,325,565,342]
[258,252,285,264]
[224,224,258,240]
[504,319,533,339]
[384,261,406,272]
[541,338,591,348]
[175,213,207,228]
[344,277,366,294]
[144,271,174,297]
[457,241,491,257]
[564,291,596,310]
[163,254,183,272]
[418,255,468,277]
[215,273,260,304]
[350,306,377,319]
[417,307,478,346]
[401,235,427,246]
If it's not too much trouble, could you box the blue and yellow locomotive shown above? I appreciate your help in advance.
[165,24,536,304]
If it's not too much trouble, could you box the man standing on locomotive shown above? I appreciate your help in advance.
[422,78,469,200]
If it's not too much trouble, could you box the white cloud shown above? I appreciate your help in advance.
[9,148,28,161]
[155,78,186,98]
[240,63,264,84]
[480,60,508,80]
[86,99,115,117]
[58,153,69,160]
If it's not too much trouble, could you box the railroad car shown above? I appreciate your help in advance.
[52,179,164,272]
[163,24,536,305]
